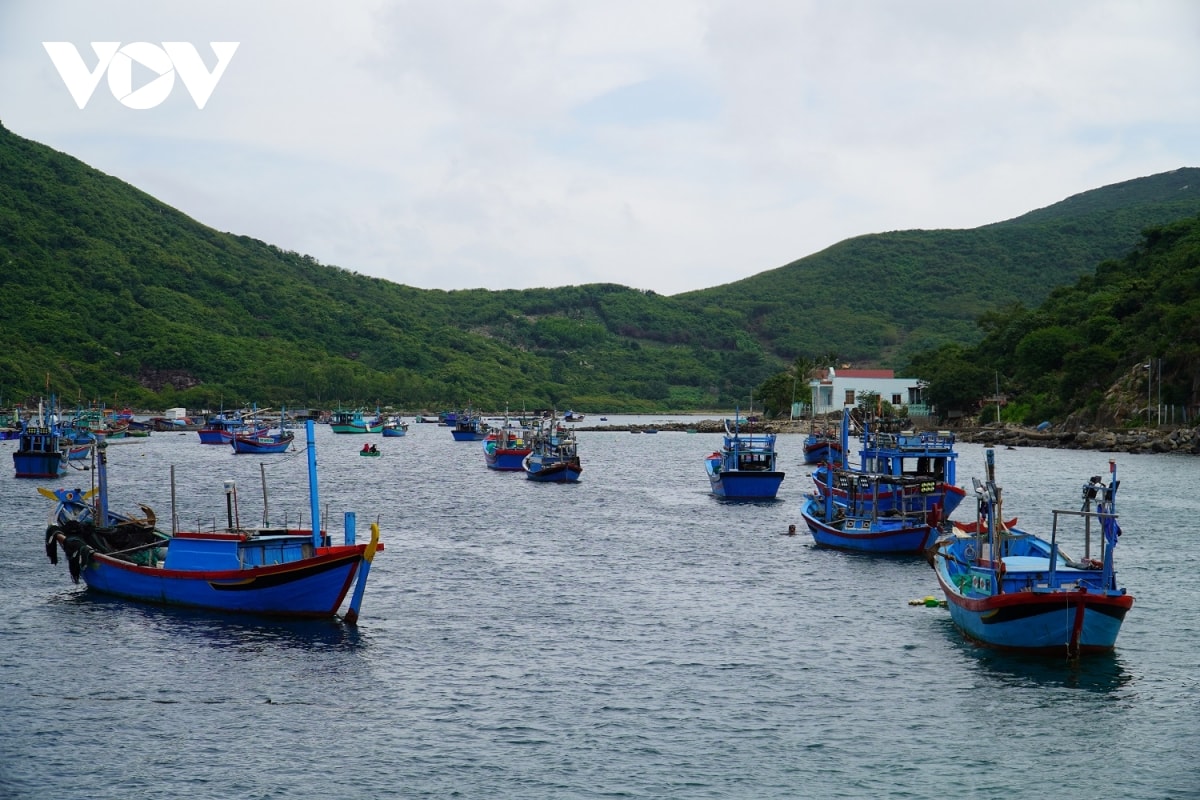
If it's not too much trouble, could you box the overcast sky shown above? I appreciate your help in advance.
[3,1,1198,294]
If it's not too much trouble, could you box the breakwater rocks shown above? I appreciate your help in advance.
[956,423,1200,454]
[576,420,732,434]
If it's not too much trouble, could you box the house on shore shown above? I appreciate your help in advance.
[807,368,931,417]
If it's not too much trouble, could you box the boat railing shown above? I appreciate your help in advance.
[869,431,955,451]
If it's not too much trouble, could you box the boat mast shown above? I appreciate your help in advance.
[306,420,321,548]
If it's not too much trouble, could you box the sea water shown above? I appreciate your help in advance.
[1,419,1197,799]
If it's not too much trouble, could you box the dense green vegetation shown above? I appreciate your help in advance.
[1,118,1198,418]
[904,214,1200,425]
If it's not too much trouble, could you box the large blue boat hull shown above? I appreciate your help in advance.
[940,588,1131,653]
[485,450,529,470]
[523,456,582,482]
[707,468,784,499]
[79,547,365,617]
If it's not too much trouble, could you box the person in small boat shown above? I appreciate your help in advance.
[369,444,378,453]
[361,443,370,453]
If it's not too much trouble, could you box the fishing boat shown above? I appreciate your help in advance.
[329,408,383,434]
[0,406,23,440]
[927,450,1133,656]
[800,468,941,554]
[811,409,964,517]
[802,424,842,465]
[482,418,533,470]
[230,429,295,454]
[563,410,585,422]
[358,443,382,457]
[522,418,582,482]
[704,417,784,499]
[42,422,381,622]
[197,410,267,444]
[13,401,66,479]
[381,416,408,437]
[450,411,488,441]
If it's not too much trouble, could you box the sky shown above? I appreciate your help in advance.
[2,1,1199,295]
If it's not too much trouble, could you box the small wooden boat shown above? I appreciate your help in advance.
[704,416,784,499]
[928,449,1133,655]
[358,445,382,457]
[43,423,381,621]
[563,410,585,422]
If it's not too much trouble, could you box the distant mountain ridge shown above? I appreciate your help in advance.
[1,118,1197,411]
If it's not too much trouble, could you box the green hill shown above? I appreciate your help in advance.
[907,212,1200,425]
[676,168,1200,365]
[1,118,1198,413]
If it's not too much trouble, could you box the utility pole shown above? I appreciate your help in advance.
[1145,357,1153,427]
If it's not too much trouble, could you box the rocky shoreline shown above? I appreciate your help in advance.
[576,418,1200,454]
[952,422,1200,454]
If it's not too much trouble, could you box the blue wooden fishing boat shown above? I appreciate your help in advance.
[197,410,266,444]
[928,450,1133,656]
[43,423,381,622]
[230,429,295,454]
[381,416,408,437]
[563,410,585,422]
[450,411,488,441]
[802,424,842,465]
[329,408,383,434]
[811,409,964,517]
[800,468,941,554]
[704,417,784,499]
[13,401,66,479]
[522,417,582,482]
[482,418,533,470]
[14,424,66,478]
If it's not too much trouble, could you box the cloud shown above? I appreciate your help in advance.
[4,0,1200,294]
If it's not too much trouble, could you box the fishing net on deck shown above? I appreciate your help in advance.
[46,518,167,583]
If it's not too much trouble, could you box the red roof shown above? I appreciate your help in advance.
[835,369,895,379]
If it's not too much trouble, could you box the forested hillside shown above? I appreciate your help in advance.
[676,169,1200,365]
[1,118,1198,413]
[904,214,1200,425]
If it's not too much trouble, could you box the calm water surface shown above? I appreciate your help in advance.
[2,418,1198,799]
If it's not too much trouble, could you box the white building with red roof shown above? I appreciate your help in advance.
[807,367,930,416]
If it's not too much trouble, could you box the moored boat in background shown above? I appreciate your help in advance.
[483,417,533,470]
[800,468,941,554]
[450,411,489,441]
[704,415,784,499]
[811,409,964,517]
[13,400,66,479]
[522,417,582,482]
[329,408,383,434]
[802,423,842,465]
[381,416,409,437]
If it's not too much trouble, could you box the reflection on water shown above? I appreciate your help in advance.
[53,590,368,653]
[941,620,1134,694]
